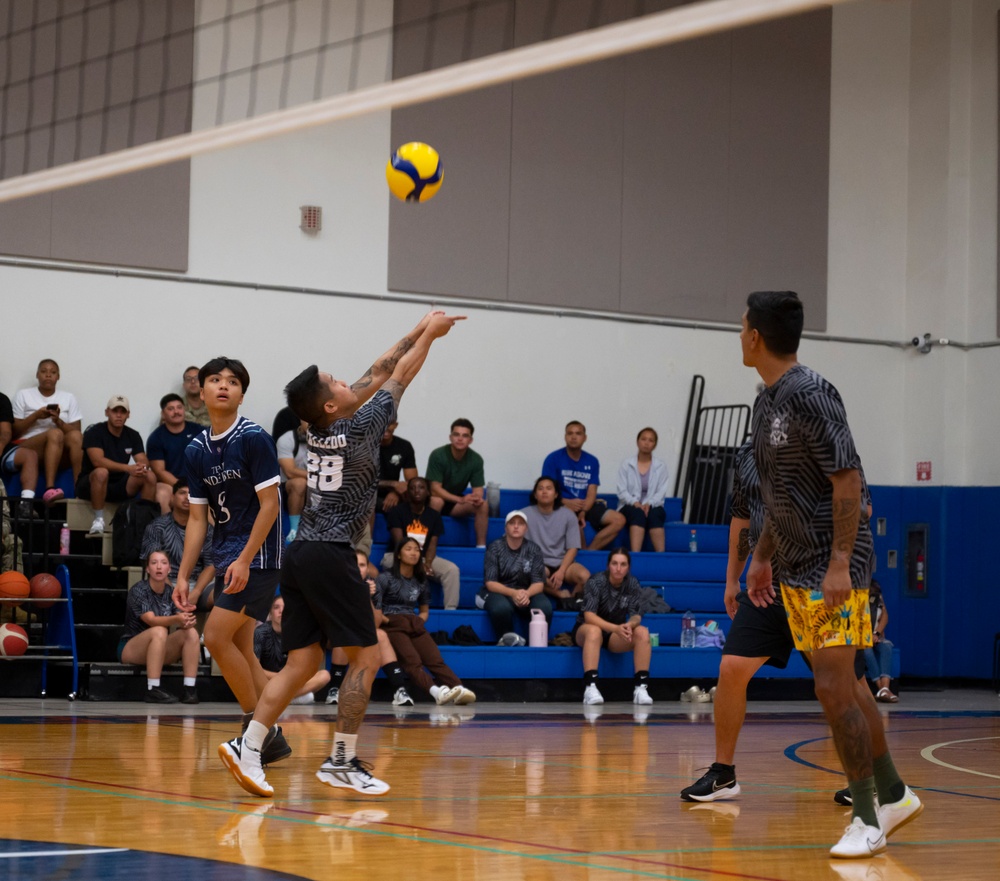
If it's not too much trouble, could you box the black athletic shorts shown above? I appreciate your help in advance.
[584,500,609,532]
[722,590,794,669]
[571,621,613,649]
[212,568,280,622]
[279,540,378,653]
[75,471,131,502]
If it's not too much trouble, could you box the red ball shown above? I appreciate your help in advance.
[29,573,62,610]
[0,622,29,657]
[0,571,30,607]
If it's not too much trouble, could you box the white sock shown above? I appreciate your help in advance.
[183,677,196,687]
[147,679,160,689]
[475,544,486,549]
[22,490,35,499]
[244,720,269,752]
[332,732,357,765]
[93,508,105,519]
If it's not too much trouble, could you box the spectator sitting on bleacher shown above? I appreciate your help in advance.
[76,395,157,535]
[478,510,552,639]
[118,550,201,704]
[380,477,461,609]
[377,421,418,515]
[181,365,211,427]
[523,476,590,610]
[141,478,216,612]
[542,421,625,550]
[375,537,475,705]
[574,547,653,707]
[865,580,898,703]
[326,551,413,708]
[11,358,85,498]
[616,427,670,553]
[147,394,204,514]
[426,418,488,548]
[1,389,41,518]
[276,418,308,542]
[254,595,331,704]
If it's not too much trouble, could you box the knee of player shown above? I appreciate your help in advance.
[633,625,649,644]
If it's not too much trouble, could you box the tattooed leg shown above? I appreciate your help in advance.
[812,645,873,781]
[336,644,379,734]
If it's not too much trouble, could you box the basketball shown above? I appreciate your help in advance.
[0,571,30,607]
[29,573,62,610]
[0,623,29,657]
[386,142,443,203]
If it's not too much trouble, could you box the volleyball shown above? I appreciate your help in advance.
[386,142,443,203]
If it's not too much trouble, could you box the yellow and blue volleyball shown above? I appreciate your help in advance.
[386,141,443,203]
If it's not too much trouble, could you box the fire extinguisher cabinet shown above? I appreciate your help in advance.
[904,524,929,598]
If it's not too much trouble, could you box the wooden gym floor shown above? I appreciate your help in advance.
[0,690,997,881]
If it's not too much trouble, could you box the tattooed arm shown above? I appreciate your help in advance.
[746,517,777,608]
[349,310,443,405]
[724,516,751,619]
[822,467,861,609]
[381,313,466,407]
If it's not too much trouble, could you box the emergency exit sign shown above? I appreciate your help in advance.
[916,461,932,481]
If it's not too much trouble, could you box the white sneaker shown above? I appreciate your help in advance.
[392,687,414,706]
[829,816,886,859]
[877,786,923,837]
[88,516,105,535]
[316,756,390,795]
[432,685,461,705]
[633,684,653,705]
[583,683,604,705]
[451,685,476,705]
[325,687,339,704]
[218,736,273,798]
[291,692,315,705]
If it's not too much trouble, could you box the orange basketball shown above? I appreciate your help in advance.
[0,622,29,656]
[29,573,62,610]
[0,571,30,607]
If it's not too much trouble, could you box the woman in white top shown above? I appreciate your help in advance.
[616,427,670,552]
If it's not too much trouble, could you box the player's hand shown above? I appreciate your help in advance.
[415,309,445,333]
[723,582,741,620]
[821,563,852,609]
[513,589,529,607]
[172,579,195,611]
[549,569,565,591]
[564,498,585,513]
[223,559,250,594]
[426,313,466,339]
[617,623,633,642]
[746,557,775,607]
[382,490,399,511]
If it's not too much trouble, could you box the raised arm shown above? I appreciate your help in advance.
[380,313,465,406]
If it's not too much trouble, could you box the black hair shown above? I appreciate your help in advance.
[198,356,250,392]
[529,476,563,509]
[284,365,329,424]
[450,418,474,435]
[172,477,188,492]
[606,546,631,570]
[160,393,183,410]
[745,291,803,356]
[391,536,426,583]
[565,420,586,433]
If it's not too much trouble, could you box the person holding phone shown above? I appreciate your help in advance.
[11,358,85,501]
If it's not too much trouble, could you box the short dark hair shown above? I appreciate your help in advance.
[391,537,426,583]
[183,365,199,376]
[637,426,658,444]
[745,291,803,356]
[606,546,631,570]
[198,357,250,392]
[38,358,59,372]
[450,418,474,435]
[160,393,183,410]
[172,478,188,492]
[566,420,586,433]
[284,365,329,424]
[529,476,563,509]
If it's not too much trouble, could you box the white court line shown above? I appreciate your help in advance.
[0,848,129,859]
[920,737,1000,780]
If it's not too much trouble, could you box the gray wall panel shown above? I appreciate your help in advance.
[508,59,624,310]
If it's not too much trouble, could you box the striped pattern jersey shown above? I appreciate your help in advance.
[298,388,396,547]
[576,571,643,627]
[750,364,874,591]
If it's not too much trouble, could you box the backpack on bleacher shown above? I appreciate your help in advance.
[111,499,161,567]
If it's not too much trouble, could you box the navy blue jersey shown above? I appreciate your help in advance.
[299,389,396,547]
[185,417,282,571]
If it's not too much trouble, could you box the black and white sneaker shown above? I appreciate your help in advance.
[834,787,853,806]
[240,713,292,765]
[316,756,390,795]
[144,686,178,704]
[680,763,741,802]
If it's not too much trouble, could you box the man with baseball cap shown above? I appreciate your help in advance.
[76,394,157,534]
[477,510,552,640]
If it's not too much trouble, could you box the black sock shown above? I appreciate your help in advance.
[584,670,599,685]
[634,670,649,685]
[330,663,348,684]
[382,663,406,690]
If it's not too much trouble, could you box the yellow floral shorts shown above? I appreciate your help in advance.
[779,583,872,653]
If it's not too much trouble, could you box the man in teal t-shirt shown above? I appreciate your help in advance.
[426,418,488,547]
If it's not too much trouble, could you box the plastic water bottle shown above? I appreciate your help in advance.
[689,529,698,553]
[59,523,71,555]
[680,611,696,648]
[529,608,549,647]
[486,481,501,518]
